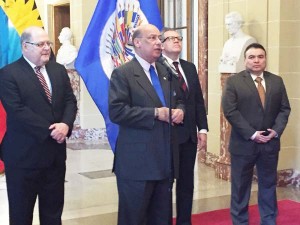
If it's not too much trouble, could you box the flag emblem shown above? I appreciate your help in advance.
[75,0,163,151]
[100,0,148,79]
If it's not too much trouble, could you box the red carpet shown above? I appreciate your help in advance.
[173,200,300,225]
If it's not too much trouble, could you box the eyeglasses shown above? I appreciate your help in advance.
[138,35,163,42]
[162,36,183,43]
[25,41,53,48]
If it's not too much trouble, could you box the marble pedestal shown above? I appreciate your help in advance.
[215,73,234,181]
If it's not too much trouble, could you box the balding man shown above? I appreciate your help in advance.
[0,26,77,225]
[109,24,185,225]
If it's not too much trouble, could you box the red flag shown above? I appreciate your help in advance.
[0,101,6,142]
[0,101,6,174]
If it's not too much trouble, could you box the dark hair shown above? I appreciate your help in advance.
[244,43,266,58]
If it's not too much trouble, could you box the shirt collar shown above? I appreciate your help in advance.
[135,54,156,71]
[23,56,45,71]
[250,72,264,81]
[162,54,180,68]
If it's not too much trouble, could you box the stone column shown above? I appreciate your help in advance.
[198,0,208,162]
[214,73,233,181]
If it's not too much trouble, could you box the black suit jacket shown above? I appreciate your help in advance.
[109,58,184,180]
[177,59,208,144]
[222,70,291,155]
[0,57,77,168]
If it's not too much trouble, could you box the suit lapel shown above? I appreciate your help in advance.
[21,58,52,105]
[263,72,272,109]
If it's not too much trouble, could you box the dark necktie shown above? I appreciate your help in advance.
[34,66,52,103]
[255,77,265,107]
[149,65,166,106]
[173,62,188,94]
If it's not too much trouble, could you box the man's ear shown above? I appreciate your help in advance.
[22,42,29,51]
[133,39,140,48]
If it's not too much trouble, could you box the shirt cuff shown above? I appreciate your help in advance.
[250,131,257,140]
[198,129,207,134]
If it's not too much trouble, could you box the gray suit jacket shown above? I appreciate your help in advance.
[222,70,291,155]
[109,58,184,180]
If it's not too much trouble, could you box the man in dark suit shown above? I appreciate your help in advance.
[109,24,185,225]
[0,26,77,225]
[161,29,208,225]
[222,43,290,225]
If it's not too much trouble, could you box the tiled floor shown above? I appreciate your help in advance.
[0,145,299,225]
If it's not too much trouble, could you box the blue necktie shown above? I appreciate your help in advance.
[149,65,166,106]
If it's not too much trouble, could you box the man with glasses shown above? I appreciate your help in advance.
[0,26,77,225]
[161,28,208,225]
[109,24,185,225]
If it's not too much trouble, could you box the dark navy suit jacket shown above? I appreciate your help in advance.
[0,57,77,168]
[177,59,208,144]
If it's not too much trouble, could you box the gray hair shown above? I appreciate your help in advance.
[20,30,32,44]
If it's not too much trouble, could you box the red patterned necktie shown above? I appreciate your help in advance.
[173,62,188,94]
[255,77,265,108]
[34,66,52,103]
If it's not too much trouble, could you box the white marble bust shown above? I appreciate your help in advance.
[56,27,78,69]
[219,12,256,73]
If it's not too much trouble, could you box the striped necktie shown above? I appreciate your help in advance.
[34,66,52,103]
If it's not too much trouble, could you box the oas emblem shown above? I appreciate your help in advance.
[99,0,148,79]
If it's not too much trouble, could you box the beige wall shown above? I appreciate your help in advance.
[69,0,103,129]
[36,0,103,129]
[208,0,300,171]
[35,0,300,171]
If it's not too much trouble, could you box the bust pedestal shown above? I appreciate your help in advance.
[66,69,80,126]
[215,73,234,181]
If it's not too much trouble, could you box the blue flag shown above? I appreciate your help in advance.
[75,0,163,152]
[0,0,44,68]
[0,8,21,68]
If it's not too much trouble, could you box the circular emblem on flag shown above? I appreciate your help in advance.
[99,0,148,79]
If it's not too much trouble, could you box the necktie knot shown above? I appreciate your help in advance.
[255,77,263,84]
[35,66,41,73]
[149,65,155,73]
[172,61,179,69]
